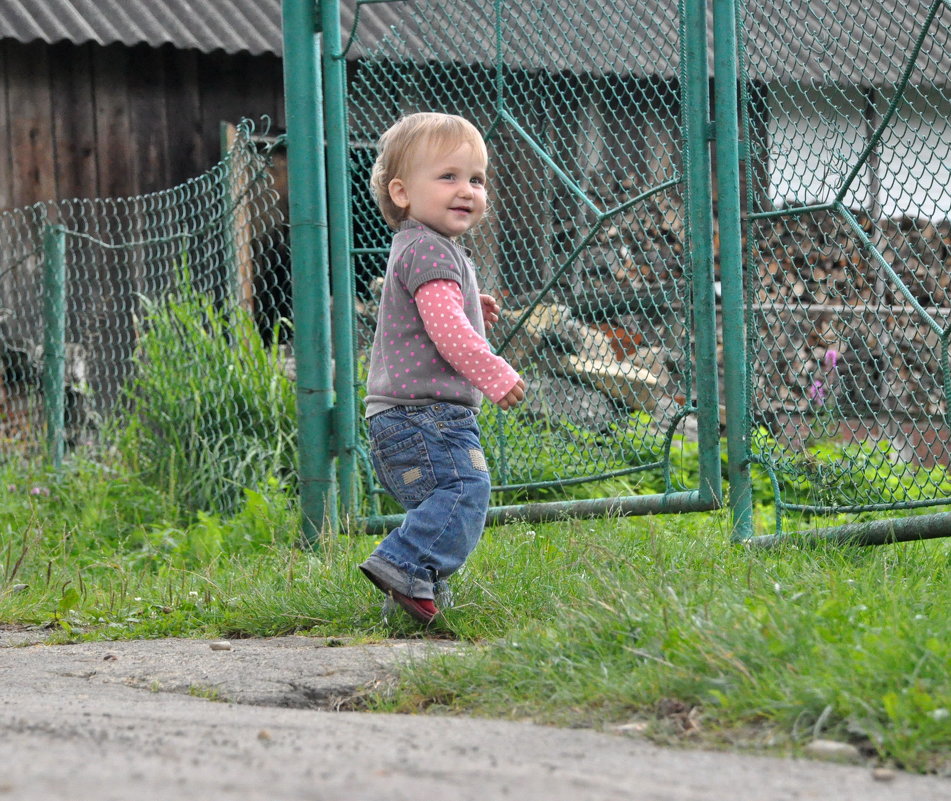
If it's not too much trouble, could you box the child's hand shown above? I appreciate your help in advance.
[497,378,525,410]
[480,294,501,328]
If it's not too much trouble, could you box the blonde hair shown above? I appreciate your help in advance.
[370,112,488,230]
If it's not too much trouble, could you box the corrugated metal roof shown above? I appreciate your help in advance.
[0,0,948,85]
[357,0,950,84]
[0,0,408,57]
[0,0,285,55]
[742,0,951,85]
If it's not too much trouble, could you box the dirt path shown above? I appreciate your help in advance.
[1,632,948,800]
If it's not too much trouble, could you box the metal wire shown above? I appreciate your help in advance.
[0,120,292,500]
[347,0,707,503]
[739,0,951,529]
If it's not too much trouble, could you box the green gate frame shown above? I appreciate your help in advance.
[729,0,951,548]
[282,0,951,548]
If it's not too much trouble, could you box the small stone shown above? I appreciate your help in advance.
[872,767,896,782]
[11,584,28,594]
[804,739,863,763]
[257,729,272,741]
[611,721,650,734]
[103,653,118,661]
[209,641,232,651]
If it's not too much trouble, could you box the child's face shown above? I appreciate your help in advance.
[388,142,487,239]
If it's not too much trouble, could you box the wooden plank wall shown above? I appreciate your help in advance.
[0,37,288,421]
[0,39,286,210]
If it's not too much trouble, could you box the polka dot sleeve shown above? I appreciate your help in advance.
[415,279,521,405]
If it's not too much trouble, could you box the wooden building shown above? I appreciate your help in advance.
[0,4,288,210]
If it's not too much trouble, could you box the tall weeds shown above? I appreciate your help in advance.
[111,264,297,515]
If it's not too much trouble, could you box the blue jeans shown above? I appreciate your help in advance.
[361,403,492,600]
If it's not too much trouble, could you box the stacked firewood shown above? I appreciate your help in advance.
[747,213,951,420]
[750,213,951,309]
[550,196,951,424]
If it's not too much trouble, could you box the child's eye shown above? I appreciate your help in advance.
[440,173,455,180]
[471,176,485,186]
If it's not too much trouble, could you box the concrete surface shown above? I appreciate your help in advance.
[0,631,948,801]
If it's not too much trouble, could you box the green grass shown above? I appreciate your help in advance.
[7,246,945,773]
[1,455,948,774]
[108,263,297,516]
[381,518,950,774]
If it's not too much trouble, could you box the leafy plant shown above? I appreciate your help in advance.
[110,259,297,515]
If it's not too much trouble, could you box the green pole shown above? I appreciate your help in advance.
[681,0,723,506]
[282,0,337,544]
[712,0,753,540]
[321,0,359,524]
[745,511,951,549]
[42,225,67,470]
[365,490,716,535]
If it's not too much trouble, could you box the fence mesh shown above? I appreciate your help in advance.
[347,0,714,504]
[0,120,294,513]
[8,0,947,534]
[739,0,951,526]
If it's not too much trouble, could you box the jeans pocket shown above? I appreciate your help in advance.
[431,403,473,422]
[368,409,411,444]
[372,430,437,506]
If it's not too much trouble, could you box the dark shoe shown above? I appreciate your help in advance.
[359,565,438,624]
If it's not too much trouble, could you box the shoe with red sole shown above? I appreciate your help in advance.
[359,565,439,624]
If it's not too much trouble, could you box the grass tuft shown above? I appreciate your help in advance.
[107,263,297,516]
[366,516,951,773]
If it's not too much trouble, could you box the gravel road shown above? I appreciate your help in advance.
[1,630,948,801]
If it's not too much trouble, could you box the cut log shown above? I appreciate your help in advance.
[553,353,659,412]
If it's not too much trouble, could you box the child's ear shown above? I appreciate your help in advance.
[388,178,410,210]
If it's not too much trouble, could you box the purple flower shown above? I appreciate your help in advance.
[29,486,50,497]
[823,349,839,370]
[808,380,826,405]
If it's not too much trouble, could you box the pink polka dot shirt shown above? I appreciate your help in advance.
[364,221,520,418]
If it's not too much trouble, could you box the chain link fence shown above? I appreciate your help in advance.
[4,0,949,539]
[739,0,951,533]
[0,120,295,514]
[345,0,723,514]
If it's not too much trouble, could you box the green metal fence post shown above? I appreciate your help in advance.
[712,0,753,540]
[682,0,723,506]
[283,0,337,544]
[42,224,67,470]
[321,0,359,525]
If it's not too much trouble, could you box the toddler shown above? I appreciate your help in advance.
[359,112,525,623]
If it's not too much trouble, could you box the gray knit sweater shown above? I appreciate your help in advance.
[364,221,487,417]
